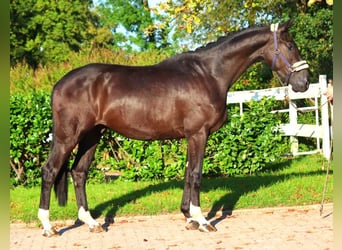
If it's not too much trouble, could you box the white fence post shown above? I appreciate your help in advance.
[320,75,331,160]
[289,97,298,155]
[226,76,330,159]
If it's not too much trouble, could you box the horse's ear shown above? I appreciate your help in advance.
[279,19,293,32]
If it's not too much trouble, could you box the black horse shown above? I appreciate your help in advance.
[38,21,309,236]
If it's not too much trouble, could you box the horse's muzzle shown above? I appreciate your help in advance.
[291,79,310,92]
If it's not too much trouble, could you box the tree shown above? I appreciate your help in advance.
[10,0,97,68]
[156,0,302,49]
[301,0,333,80]
[96,0,171,51]
[156,0,332,84]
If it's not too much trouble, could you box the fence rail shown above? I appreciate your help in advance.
[226,75,332,159]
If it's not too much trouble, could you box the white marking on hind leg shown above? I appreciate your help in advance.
[38,208,52,230]
[38,208,58,236]
[78,206,101,230]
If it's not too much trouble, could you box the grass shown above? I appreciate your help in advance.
[10,154,333,226]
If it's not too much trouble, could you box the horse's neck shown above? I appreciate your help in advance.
[207,29,271,92]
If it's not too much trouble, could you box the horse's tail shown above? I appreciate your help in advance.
[54,163,69,206]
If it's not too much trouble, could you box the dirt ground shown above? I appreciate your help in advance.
[10,203,333,250]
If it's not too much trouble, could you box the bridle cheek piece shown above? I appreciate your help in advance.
[270,23,309,85]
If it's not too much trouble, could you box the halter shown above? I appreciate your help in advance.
[270,23,309,85]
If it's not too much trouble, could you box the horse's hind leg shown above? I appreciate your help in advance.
[71,125,105,232]
[38,141,74,237]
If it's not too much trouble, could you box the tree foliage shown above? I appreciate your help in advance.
[291,5,333,80]
[10,0,332,80]
[155,0,305,48]
[155,0,332,82]
[10,0,97,68]
[95,0,171,51]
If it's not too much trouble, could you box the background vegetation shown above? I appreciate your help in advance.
[10,0,333,81]
[10,0,333,187]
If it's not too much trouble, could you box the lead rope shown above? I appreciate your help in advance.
[283,79,332,216]
[320,136,333,216]
[285,81,332,215]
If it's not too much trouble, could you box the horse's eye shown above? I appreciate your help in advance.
[286,43,294,50]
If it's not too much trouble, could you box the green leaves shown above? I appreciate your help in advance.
[10,91,52,187]
[10,0,96,68]
[204,97,286,177]
[96,0,164,51]
[11,0,332,84]
[290,8,333,81]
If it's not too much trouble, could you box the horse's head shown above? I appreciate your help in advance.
[265,20,310,92]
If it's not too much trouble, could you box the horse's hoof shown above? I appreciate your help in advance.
[198,223,217,233]
[42,227,59,237]
[89,223,104,233]
[185,220,200,230]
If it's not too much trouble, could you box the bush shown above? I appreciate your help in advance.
[204,97,287,176]
[10,91,52,187]
[95,135,187,181]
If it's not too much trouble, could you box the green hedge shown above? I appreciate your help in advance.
[10,91,52,187]
[10,91,288,187]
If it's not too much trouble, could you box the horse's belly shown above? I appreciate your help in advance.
[99,93,222,141]
[101,106,185,140]
[108,122,185,140]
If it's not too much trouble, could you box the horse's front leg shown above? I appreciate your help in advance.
[181,130,217,232]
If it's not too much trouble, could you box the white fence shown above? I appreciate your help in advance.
[226,75,332,159]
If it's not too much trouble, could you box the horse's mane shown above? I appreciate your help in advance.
[163,23,270,63]
[193,24,269,53]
